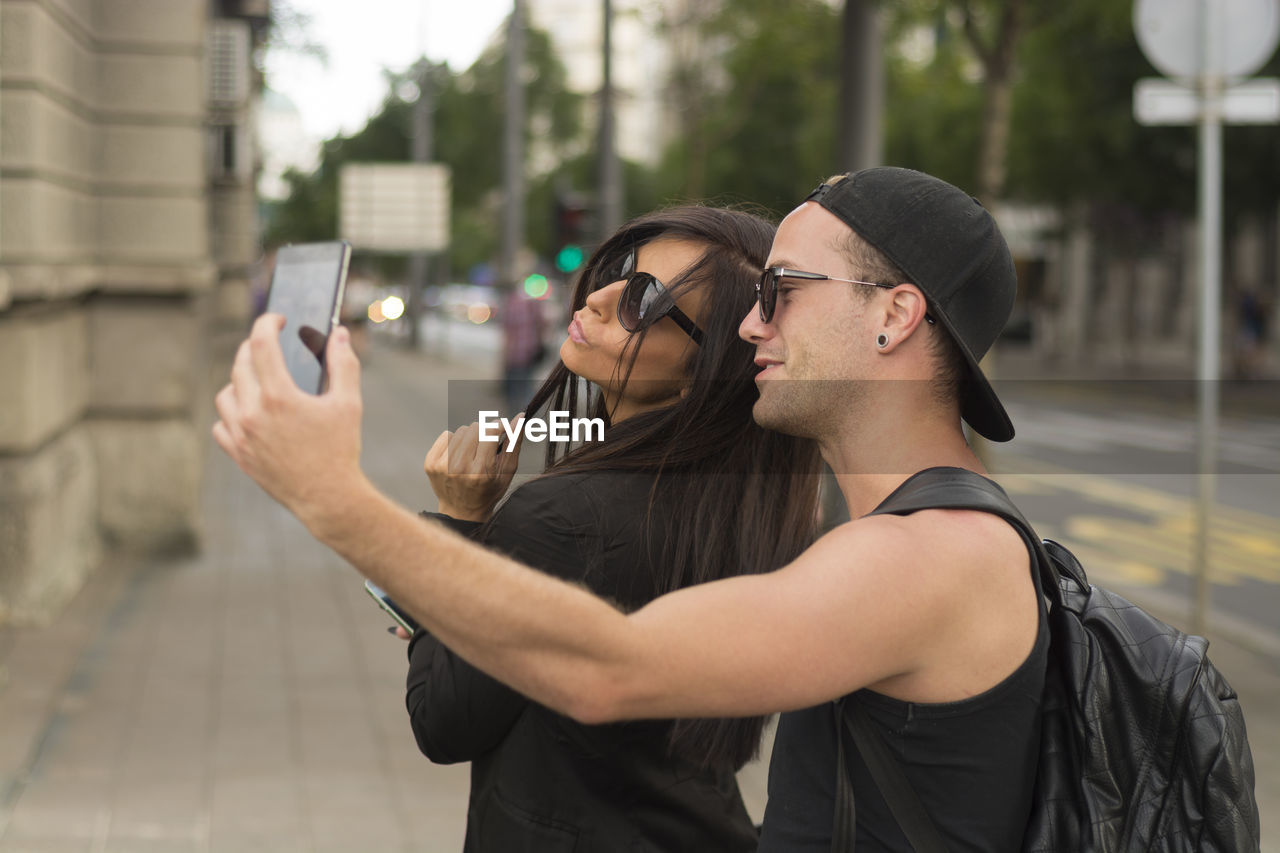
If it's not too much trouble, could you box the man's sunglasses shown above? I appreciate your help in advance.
[755,266,937,326]
[610,249,705,345]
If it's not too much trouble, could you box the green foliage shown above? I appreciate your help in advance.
[1004,0,1198,212]
[899,0,1280,221]
[883,8,983,192]
[436,27,583,225]
[652,0,842,218]
[260,0,328,67]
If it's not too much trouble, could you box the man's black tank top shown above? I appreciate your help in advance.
[757,528,1048,852]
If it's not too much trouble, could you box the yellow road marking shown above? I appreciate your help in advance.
[994,455,1280,588]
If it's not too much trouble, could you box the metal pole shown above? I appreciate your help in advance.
[836,0,883,171]
[1192,0,1223,638]
[598,0,623,237]
[500,0,526,289]
[407,59,434,349]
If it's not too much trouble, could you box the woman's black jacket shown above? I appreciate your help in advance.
[406,470,758,853]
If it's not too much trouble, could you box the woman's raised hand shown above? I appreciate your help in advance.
[424,418,524,522]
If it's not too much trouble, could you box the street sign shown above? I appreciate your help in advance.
[1135,0,1280,80]
[1135,77,1280,125]
[339,163,451,253]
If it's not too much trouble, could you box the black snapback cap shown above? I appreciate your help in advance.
[805,167,1017,442]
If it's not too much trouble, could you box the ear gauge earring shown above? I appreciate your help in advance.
[876,333,889,349]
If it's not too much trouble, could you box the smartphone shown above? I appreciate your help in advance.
[264,241,352,394]
[364,580,420,634]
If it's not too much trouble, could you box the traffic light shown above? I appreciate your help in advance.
[555,245,584,274]
[553,191,590,273]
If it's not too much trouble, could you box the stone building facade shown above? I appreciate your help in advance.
[0,0,266,623]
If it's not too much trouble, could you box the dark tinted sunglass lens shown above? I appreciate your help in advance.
[638,276,664,320]
[758,269,776,321]
[606,248,635,283]
[619,274,666,332]
[618,274,645,330]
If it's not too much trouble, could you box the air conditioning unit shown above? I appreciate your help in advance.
[207,19,251,108]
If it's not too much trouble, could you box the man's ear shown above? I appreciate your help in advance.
[884,284,930,338]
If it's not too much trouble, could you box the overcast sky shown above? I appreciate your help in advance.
[266,0,512,141]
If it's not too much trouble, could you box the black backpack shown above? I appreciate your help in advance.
[833,467,1260,853]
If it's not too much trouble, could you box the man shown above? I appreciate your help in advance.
[215,167,1044,850]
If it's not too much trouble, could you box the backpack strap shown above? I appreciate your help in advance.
[833,696,950,853]
[868,467,1084,603]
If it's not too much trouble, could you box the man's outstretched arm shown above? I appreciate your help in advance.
[213,316,975,722]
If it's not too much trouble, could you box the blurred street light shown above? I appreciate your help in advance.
[382,295,406,321]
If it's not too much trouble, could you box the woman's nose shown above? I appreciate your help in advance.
[585,280,624,316]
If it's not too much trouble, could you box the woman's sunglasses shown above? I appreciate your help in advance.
[610,249,705,345]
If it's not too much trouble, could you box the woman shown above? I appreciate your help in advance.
[405,206,821,852]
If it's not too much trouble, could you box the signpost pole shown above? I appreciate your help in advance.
[1191,0,1224,638]
[500,0,526,292]
[407,59,435,350]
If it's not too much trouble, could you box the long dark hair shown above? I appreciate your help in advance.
[521,205,822,772]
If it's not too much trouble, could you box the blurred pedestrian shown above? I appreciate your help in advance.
[215,168,1045,852]
[1235,284,1268,378]
[500,285,546,415]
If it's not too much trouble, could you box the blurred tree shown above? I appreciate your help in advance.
[1004,0,1193,212]
[957,0,1031,206]
[652,0,721,201]
[1006,0,1280,222]
[259,0,328,70]
[653,0,842,217]
[263,23,583,277]
[883,0,1045,207]
[881,5,983,191]
[880,0,1280,220]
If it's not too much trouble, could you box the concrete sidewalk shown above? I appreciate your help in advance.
[0,340,492,851]
[0,336,1272,851]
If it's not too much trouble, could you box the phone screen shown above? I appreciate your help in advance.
[265,241,351,393]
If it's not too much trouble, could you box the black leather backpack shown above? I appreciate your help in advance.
[833,467,1260,853]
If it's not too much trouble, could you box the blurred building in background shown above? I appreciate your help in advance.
[0,0,269,624]
[998,204,1280,376]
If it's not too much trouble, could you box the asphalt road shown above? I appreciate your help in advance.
[990,390,1280,655]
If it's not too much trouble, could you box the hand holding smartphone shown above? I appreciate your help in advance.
[364,580,420,634]
[264,241,352,394]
